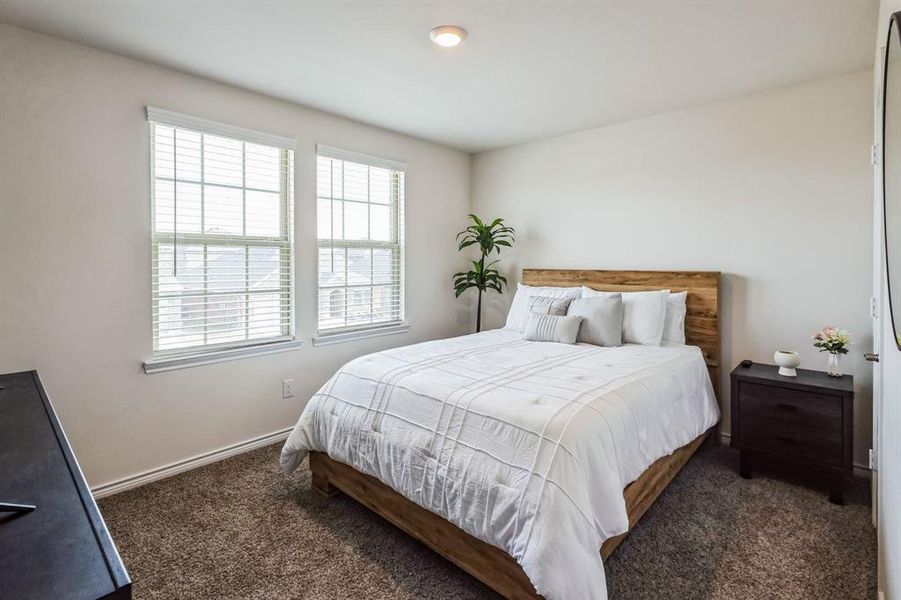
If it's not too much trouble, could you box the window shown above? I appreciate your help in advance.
[316,146,405,336]
[147,107,294,359]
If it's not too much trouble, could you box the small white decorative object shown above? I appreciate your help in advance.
[774,350,800,377]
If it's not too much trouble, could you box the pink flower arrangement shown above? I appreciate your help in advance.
[812,326,850,355]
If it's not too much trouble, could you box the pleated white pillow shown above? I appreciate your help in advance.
[523,314,583,344]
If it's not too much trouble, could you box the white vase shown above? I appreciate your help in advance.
[826,352,843,377]
[774,350,800,376]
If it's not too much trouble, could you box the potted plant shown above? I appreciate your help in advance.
[453,214,515,332]
[812,326,851,377]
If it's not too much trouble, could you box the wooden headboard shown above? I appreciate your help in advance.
[522,269,721,394]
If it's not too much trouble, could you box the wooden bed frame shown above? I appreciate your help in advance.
[309,269,721,599]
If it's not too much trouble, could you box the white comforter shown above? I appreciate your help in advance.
[281,329,719,600]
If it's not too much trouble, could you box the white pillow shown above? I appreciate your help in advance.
[582,287,668,346]
[662,291,688,345]
[505,284,582,332]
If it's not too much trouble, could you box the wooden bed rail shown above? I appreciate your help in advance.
[309,430,710,599]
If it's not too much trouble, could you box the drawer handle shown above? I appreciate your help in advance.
[776,403,799,412]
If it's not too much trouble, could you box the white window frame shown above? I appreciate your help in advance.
[143,107,300,373]
[313,145,407,345]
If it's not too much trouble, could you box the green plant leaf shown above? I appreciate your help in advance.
[453,214,515,301]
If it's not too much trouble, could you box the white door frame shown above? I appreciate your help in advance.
[874,41,885,529]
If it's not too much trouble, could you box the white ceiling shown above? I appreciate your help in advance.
[0,0,878,153]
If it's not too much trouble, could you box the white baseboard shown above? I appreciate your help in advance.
[91,426,869,498]
[91,427,293,499]
[717,431,870,479]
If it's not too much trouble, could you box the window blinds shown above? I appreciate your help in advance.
[316,146,405,334]
[148,107,295,356]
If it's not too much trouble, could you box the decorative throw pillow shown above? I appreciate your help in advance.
[528,295,573,317]
[523,314,583,344]
[582,287,668,346]
[504,284,582,332]
[662,291,688,345]
[567,293,623,347]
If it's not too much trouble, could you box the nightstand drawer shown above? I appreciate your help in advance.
[739,414,842,466]
[737,381,842,432]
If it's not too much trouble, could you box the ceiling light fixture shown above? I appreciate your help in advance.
[429,25,467,48]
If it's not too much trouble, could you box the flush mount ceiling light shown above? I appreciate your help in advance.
[429,25,467,48]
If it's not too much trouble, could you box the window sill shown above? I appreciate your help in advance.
[312,323,410,347]
[143,339,304,374]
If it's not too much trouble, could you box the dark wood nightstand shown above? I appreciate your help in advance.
[730,362,854,504]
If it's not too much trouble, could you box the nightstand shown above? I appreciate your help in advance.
[730,362,854,504]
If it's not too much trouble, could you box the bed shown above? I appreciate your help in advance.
[281,269,721,600]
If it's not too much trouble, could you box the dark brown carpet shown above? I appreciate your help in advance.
[99,444,875,599]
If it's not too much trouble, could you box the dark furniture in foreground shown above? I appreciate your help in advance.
[730,362,854,504]
[0,371,131,599]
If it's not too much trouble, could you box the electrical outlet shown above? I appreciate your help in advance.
[282,378,295,399]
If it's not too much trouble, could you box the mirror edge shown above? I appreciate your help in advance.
[882,12,901,351]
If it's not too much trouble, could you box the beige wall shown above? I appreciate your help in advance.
[0,24,472,488]
[472,69,875,466]
[0,21,880,500]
